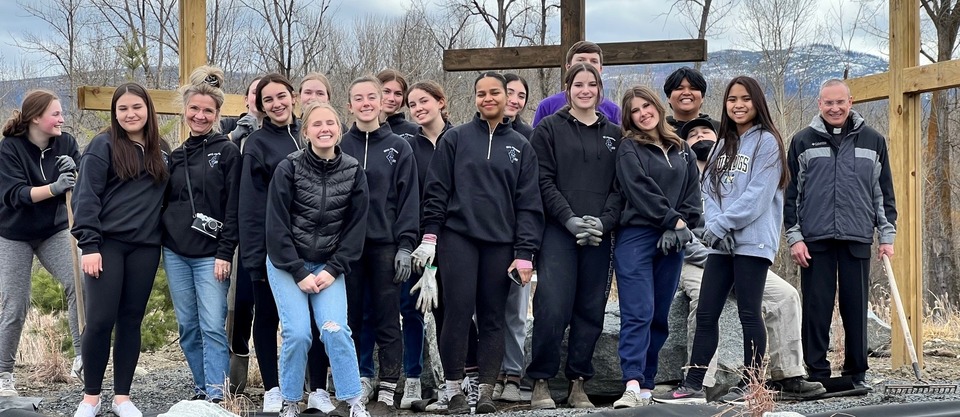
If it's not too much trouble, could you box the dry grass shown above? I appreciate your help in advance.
[20,309,70,383]
[247,355,263,389]
[924,296,960,343]
[829,303,846,372]
[219,377,256,416]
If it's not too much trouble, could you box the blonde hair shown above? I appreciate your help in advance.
[179,66,226,133]
[301,101,344,145]
[299,72,334,102]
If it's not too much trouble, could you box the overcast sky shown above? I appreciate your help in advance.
[0,0,889,77]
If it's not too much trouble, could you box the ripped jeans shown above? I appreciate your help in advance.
[267,258,362,402]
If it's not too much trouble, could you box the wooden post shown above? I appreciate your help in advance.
[179,0,207,85]
[888,0,923,368]
[559,0,585,87]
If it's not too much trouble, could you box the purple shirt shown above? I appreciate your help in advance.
[532,92,622,127]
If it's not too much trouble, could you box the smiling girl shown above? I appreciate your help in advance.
[71,82,170,417]
[377,69,418,141]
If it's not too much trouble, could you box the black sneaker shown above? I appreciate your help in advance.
[365,400,396,417]
[329,401,350,417]
[652,385,707,404]
[446,394,470,415]
[773,377,826,400]
[720,386,749,405]
[853,380,874,392]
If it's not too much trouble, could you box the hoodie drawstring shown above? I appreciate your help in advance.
[286,124,301,152]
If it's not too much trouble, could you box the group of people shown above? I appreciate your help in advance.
[0,39,897,417]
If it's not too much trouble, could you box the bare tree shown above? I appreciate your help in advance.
[667,0,738,71]
[456,0,534,47]
[242,0,334,78]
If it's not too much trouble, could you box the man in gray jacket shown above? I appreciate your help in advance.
[785,79,897,391]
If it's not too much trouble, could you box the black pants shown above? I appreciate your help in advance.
[82,239,160,396]
[346,242,403,383]
[801,239,871,381]
[437,228,512,385]
[527,222,612,381]
[230,263,254,356]
[251,274,280,390]
[431,263,480,372]
[685,254,769,389]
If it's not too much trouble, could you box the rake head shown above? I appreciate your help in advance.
[883,383,959,395]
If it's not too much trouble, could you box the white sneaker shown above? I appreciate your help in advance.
[349,402,371,417]
[111,400,143,417]
[262,387,283,413]
[306,389,335,413]
[400,378,421,409]
[359,377,375,405]
[71,356,84,381]
[73,399,101,417]
[464,375,479,407]
[0,372,17,396]
[424,386,449,412]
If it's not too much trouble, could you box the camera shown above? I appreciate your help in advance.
[191,213,223,239]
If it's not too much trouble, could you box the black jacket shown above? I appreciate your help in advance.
[616,136,701,230]
[511,118,534,139]
[340,122,419,251]
[162,132,241,261]
[267,146,368,282]
[530,109,623,232]
[0,132,81,241]
[422,114,544,261]
[386,113,419,141]
[71,133,169,253]
[408,122,454,192]
[238,117,302,280]
[785,111,897,246]
[666,113,720,132]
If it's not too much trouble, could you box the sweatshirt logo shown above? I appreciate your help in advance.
[505,145,520,164]
[603,136,617,152]
[398,133,415,141]
[384,147,398,165]
[161,151,169,166]
[207,152,221,168]
[714,154,751,183]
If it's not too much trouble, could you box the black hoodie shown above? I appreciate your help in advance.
[530,108,623,231]
[71,133,169,253]
[340,122,419,251]
[422,114,544,261]
[386,113,419,141]
[666,113,720,133]
[408,121,454,191]
[511,118,534,139]
[616,135,701,230]
[0,132,81,241]
[162,132,241,261]
[238,117,302,280]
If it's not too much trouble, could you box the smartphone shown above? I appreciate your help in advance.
[508,268,523,287]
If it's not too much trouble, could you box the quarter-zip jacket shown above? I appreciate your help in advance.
[340,122,420,251]
[162,132,241,261]
[386,112,419,141]
[238,117,302,280]
[616,135,701,230]
[422,114,544,261]
[784,111,896,246]
[71,133,169,253]
[533,92,621,127]
[266,146,368,282]
[0,132,81,241]
[531,108,623,232]
[408,121,454,192]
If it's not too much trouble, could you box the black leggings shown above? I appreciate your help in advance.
[230,263,254,355]
[437,229,512,385]
[685,254,769,390]
[346,242,403,384]
[251,275,281,390]
[82,239,160,396]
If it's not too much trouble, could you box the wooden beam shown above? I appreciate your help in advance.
[847,72,889,104]
[888,0,923,369]
[77,86,247,117]
[442,39,708,71]
[179,0,207,86]
[559,0,585,85]
[849,59,960,104]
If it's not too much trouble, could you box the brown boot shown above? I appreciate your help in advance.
[530,379,556,410]
[567,377,595,408]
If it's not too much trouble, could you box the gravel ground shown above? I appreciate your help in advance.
[13,343,960,417]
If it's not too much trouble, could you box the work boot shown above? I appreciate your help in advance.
[772,376,826,400]
[228,353,249,394]
[567,377,595,408]
[530,379,556,410]
[475,383,496,414]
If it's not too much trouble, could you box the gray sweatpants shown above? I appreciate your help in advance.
[500,280,531,377]
[680,263,805,386]
[0,229,82,372]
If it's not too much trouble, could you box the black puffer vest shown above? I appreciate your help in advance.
[288,148,361,262]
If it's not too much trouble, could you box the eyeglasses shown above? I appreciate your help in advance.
[821,99,849,107]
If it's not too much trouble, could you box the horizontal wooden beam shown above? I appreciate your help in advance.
[442,39,708,71]
[847,72,889,104]
[77,86,247,116]
[848,59,960,103]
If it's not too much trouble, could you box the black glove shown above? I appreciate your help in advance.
[49,172,76,196]
[702,229,721,248]
[394,248,412,283]
[656,229,678,255]
[716,234,736,253]
[230,114,258,140]
[56,155,76,173]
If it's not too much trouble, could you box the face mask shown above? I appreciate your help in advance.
[691,139,716,162]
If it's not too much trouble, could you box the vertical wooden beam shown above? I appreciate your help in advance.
[179,0,207,86]
[558,0,585,87]
[888,0,923,368]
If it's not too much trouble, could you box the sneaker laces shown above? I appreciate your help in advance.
[404,381,419,398]
[0,374,15,391]
[350,403,371,417]
[465,377,479,406]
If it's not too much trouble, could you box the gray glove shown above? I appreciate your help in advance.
[702,229,721,248]
[716,234,736,253]
[56,155,76,173]
[49,172,76,196]
[576,215,603,246]
[657,227,694,255]
[394,248,412,283]
[230,114,258,139]
[564,216,588,235]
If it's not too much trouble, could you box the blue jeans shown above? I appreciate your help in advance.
[163,248,230,400]
[613,227,683,389]
[267,258,362,402]
[400,275,425,378]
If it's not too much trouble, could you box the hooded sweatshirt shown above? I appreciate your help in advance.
[703,125,784,262]
[0,132,81,241]
[71,133,169,253]
[421,114,544,261]
[340,122,419,251]
[386,113,419,141]
[533,92,621,127]
[238,117,302,279]
[616,134,701,231]
[530,108,622,232]
[511,118,534,139]
[162,132,241,261]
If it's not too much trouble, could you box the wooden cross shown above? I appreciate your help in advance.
[76,1,246,116]
[844,0,953,368]
[442,0,707,76]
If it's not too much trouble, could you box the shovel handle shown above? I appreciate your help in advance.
[65,190,86,334]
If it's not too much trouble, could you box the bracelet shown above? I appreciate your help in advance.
[516,259,533,270]
[48,186,55,197]
[422,234,438,244]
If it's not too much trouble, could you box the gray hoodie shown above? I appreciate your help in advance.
[703,125,784,262]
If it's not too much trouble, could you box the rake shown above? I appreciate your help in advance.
[881,254,958,395]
